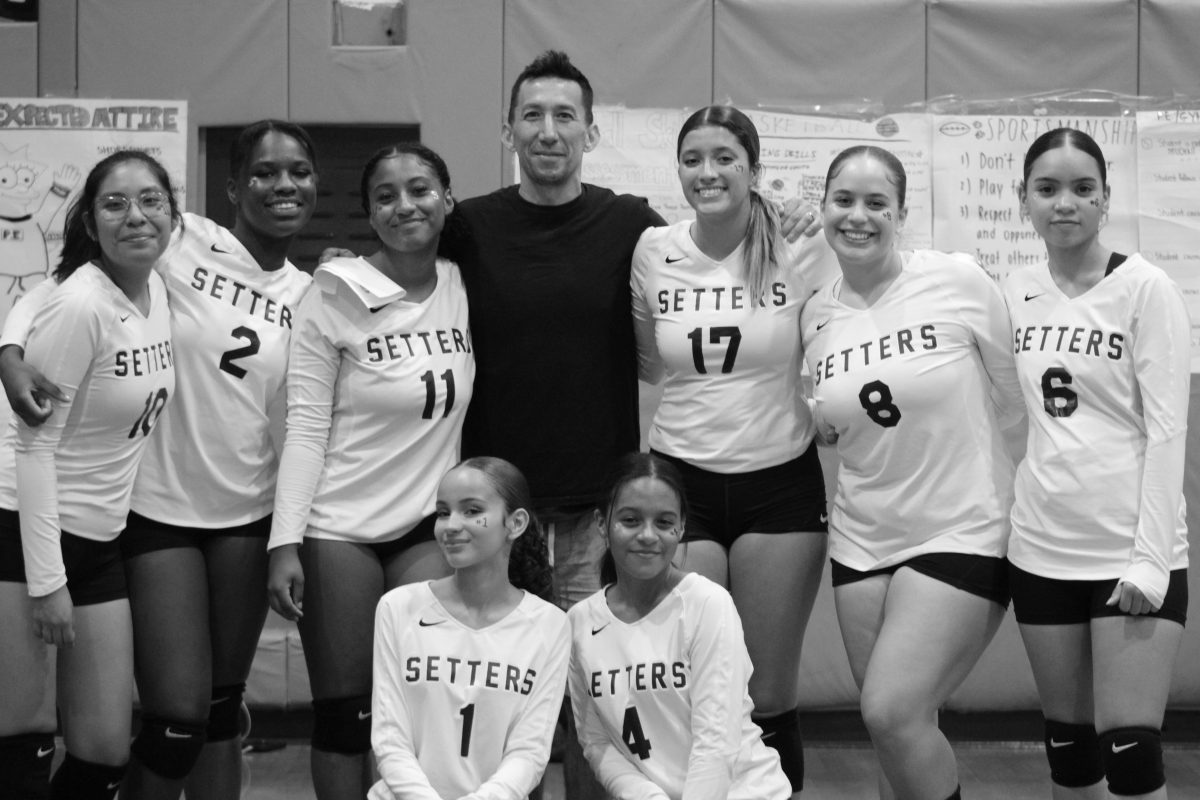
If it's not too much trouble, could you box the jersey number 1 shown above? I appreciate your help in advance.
[622,706,652,760]
[459,703,474,757]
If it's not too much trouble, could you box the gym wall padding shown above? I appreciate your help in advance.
[289,0,503,199]
[1140,0,1200,97]
[0,21,36,96]
[714,0,927,109]
[4,0,1200,713]
[927,0,1139,98]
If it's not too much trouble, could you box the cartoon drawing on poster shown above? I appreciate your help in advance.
[0,98,188,328]
[0,145,80,294]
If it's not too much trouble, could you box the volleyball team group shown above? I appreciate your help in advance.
[0,48,1188,800]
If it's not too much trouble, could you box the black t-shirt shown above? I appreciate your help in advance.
[443,184,665,507]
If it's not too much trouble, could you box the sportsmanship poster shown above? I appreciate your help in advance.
[930,114,1139,284]
[0,98,188,328]
[1135,108,1200,370]
[580,106,934,249]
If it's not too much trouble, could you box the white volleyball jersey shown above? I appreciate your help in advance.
[631,220,838,472]
[369,582,569,800]
[567,574,790,800]
[800,250,1023,570]
[269,258,473,547]
[133,213,312,527]
[1004,254,1189,606]
[0,264,173,595]
[0,278,57,488]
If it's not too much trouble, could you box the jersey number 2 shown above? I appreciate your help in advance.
[688,326,741,374]
[622,706,652,760]
[219,326,261,380]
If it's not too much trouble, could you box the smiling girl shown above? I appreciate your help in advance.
[1005,128,1189,800]
[0,151,178,799]
[368,457,567,800]
[800,145,1024,800]
[567,452,790,800]
[267,142,473,799]
[630,106,836,791]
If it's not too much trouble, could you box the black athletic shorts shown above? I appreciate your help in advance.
[1010,563,1188,626]
[653,442,827,548]
[831,552,1011,607]
[0,508,127,605]
[121,510,272,558]
[365,513,437,561]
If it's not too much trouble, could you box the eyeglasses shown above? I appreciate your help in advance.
[94,190,172,220]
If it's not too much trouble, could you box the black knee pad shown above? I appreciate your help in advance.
[0,732,55,799]
[755,708,804,792]
[1043,719,1104,788]
[1099,726,1165,796]
[130,715,207,780]
[207,683,246,742]
[50,752,127,800]
[312,695,372,755]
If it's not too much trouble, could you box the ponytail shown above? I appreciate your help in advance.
[509,515,553,601]
[742,189,784,308]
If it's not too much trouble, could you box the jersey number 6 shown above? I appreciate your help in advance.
[1040,366,1078,418]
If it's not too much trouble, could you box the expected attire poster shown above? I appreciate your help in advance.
[0,98,188,328]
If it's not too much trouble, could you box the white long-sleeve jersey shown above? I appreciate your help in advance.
[0,214,312,529]
[368,582,569,800]
[800,250,1024,570]
[0,264,173,595]
[568,574,790,800]
[1004,254,1189,607]
[269,257,473,546]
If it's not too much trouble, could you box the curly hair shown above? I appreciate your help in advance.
[455,457,553,601]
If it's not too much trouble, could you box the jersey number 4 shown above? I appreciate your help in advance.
[622,706,652,760]
[688,326,741,374]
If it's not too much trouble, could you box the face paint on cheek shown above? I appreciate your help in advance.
[1088,198,1101,207]
[478,517,487,527]
[882,210,893,221]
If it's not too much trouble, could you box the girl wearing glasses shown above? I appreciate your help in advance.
[0,121,318,800]
[0,151,178,799]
